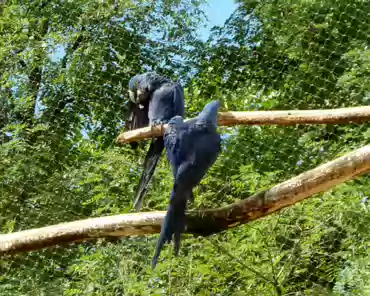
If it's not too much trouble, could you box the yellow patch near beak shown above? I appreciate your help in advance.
[128,90,136,103]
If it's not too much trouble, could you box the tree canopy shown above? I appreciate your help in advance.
[1,0,370,295]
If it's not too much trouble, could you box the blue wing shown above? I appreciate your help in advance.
[148,83,185,124]
[172,83,185,118]
[174,126,221,193]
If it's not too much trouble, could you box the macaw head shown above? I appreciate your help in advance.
[128,76,139,104]
[128,75,150,106]
[166,116,185,134]
[168,115,184,126]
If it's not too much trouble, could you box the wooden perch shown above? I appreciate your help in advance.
[116,106,370,144]
[1,145,370,256]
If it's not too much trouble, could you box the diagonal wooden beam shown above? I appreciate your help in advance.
[1,145,370,256]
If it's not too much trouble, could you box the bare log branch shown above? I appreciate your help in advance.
[116,106,370,144]
[1,145,370,255]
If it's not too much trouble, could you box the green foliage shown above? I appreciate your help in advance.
[1,0,370,295]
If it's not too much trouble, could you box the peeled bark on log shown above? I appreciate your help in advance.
[1,145,370,255]
[116,106,370,144]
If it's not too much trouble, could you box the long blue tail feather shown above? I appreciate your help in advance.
[133,137,164,211]
[152,191,187,269]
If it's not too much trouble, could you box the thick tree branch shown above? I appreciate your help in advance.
[1,145,369,255]
[116,106,370,144]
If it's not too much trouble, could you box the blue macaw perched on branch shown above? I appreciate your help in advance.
[152,100,222,269]
[126,72,185,211]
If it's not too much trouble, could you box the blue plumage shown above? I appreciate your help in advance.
[126,72,185,211]
[152,100,222,269]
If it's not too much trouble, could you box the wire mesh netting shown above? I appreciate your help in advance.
[1,0,370,295]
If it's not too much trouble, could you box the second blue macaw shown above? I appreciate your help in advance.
[152,100,222,269]
[127,72,185,211]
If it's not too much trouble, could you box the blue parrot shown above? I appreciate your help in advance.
[126,72,185,211]
[152,100,222,269]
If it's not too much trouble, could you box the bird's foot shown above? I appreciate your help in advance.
[150,120,163,127]
[149,121,164,135]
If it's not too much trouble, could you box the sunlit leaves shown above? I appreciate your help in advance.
[1,0,370,295]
